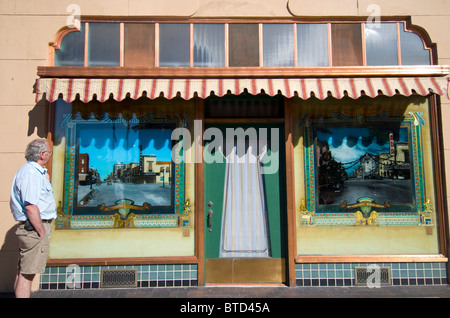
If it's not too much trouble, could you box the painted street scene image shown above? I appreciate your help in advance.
[316,126,415,207]
[76,126,173,208]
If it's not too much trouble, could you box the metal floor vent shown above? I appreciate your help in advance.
[354,267,391,286]
[101,269,138,288]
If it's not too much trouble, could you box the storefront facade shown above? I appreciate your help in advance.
[1,0,449,291]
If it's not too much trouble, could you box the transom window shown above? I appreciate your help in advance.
[54,21,432,68]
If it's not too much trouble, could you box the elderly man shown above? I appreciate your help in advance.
[10,138,56,298]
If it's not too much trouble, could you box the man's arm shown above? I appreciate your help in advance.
[25,204,45,238]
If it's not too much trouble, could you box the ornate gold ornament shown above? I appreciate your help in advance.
[180,199,192,236]
[98,199,151,228]
[342,197,390,226]
[299,199,314,226]
[419,197,434,226]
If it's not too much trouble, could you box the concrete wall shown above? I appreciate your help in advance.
[0,0,449,292]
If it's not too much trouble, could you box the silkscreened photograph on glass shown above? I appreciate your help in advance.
[315,123,416,212]
[74,121,175,215]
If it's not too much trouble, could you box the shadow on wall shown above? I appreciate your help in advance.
[0,86,50,294]
[0,225,19,292]
[28,98,50,138]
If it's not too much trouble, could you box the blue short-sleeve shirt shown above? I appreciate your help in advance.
[10,161,57,221]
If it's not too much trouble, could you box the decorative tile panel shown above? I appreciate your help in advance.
[39,264,198,290]
[295,262,447,287]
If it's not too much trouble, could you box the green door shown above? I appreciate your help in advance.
[204,123,287,284]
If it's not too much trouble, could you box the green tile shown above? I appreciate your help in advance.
[92,273,100,282]
[50,274,58,283]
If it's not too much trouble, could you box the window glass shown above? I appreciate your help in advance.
[54,21,432,68]
[205,94,284,118]
[316,125,414,210]
[52,98,189,231]
[229,24,259,67]
[331,23,363,66]
[59,107,183,220]
[263,24,294,67]
[159,23,190,67]
[297,23,329,67]
[400,23,431,65]
[365,23,398,66]
[194,24,225,67]
[124,23,155,67]
[76,123,173,210]
[295,96,441,255]
[87,23,120,67]
[55,24,85,66]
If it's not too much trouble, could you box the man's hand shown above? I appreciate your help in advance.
[24,204,45,238]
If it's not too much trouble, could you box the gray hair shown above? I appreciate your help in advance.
[25,139,49,162]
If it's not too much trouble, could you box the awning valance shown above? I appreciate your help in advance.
[35,77,449,103]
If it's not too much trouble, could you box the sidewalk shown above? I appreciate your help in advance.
[26,284,450,298]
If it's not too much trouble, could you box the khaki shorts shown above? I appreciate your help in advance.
[16,222,52,275]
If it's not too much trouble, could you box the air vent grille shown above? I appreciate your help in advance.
[354,266,391,286]
[101,269,137,288]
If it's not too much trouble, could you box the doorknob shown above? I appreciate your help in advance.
[207,201,213,232]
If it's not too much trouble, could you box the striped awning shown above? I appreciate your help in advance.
[35,77,449,103]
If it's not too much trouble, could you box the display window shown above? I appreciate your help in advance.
[294,95,443,255]
[52,98,189,231]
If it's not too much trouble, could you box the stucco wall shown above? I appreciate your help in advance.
[0,0,449,292]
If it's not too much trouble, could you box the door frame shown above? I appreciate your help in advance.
[195,97,297,286]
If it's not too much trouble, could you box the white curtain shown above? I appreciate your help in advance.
[219,137,270,258]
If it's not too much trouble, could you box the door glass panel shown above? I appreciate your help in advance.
[205,94,284,118]
[220,137,271,257]
[204,121,285,260]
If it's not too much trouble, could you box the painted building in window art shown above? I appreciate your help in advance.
[1,0,449,292]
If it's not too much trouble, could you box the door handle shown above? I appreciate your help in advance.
[207,201,213,232]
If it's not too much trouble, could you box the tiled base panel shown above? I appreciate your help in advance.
[39,262,447,290]
[39,264,198,290]
[296,262,448,287]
